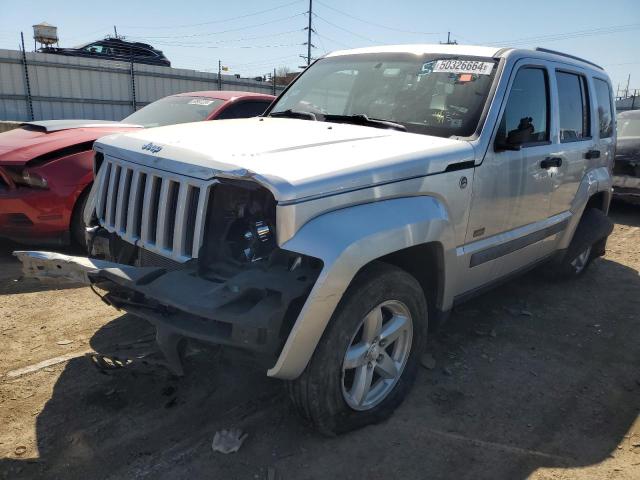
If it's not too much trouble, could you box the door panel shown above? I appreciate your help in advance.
[467,66,554,239]
[461,64,556,294]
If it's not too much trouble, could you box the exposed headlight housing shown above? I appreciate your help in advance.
[6,167,49,189]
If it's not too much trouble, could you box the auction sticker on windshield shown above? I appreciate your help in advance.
[432,60,494,75]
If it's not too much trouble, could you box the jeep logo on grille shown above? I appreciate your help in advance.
[142,142,163,154]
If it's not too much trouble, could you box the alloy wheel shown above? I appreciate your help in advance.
[341,300,413,411]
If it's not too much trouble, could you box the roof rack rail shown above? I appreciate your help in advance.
[535,47,603,70]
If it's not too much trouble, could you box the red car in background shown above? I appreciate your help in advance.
[0,91,274,246]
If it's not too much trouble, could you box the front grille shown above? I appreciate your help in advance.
[94,155,212,262]
[138,248,183,270]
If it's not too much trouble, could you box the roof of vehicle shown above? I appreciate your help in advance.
[327,44,502,58]
[326,44,606,73]
[75,37,161,53]
[171,91,276,101]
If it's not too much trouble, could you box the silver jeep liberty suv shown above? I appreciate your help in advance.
[17,44,615,435]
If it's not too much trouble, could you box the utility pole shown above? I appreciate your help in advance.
[113,26,119,39]
[273,67,277,95]
[441,31,458,45]
[304,0,314,66]
[218,60,222,90]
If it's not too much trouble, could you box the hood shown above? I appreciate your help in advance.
[95,117,475,203]
[0,121,142,166]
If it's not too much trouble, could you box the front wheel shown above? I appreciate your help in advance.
[287,262,428,435]
[70,187,90,250]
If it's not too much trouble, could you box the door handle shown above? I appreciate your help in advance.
[540,157,562,169]
[585,149,601,159]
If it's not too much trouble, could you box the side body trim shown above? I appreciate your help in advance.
[469,219,568,267]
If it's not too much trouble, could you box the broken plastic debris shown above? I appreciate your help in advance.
[212,429,248,454]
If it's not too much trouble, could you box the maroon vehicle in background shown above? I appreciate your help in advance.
[0,91,275,247]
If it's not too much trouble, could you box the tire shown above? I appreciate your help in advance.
[70,187,90,250]
[287,262,428,436]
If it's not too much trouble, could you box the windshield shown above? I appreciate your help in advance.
[618,114,640,138]
[269,53,498,137]
[122,96,224,128]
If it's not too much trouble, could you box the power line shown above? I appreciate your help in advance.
[314,28,329,55]
[486,23,640,46]
[127,13,307,40]
[315,0,442,36]
[232,54,301,68]
[151,42,302,49]
[141,29,302,47]
[122,0,304,30]
[313,13,378,43]
[315,31,353,50]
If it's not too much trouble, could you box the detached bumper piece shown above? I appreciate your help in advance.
[14,250,319,375]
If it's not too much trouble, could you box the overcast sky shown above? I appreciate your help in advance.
[1,0,639,93]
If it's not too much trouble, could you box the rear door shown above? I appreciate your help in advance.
[547,66,594,217]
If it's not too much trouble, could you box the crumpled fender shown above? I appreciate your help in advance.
[268,195,456,379]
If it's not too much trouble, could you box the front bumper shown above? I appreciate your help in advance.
[612,175,640,200]
[14,241,318,374]
[0,186,72,244]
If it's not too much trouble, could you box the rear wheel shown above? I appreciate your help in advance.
[287,262,428,436]
[548,207,612,279]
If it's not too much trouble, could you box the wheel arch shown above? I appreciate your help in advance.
[377,241,445,332]
[558,167,612,250]
[268,195,456,380]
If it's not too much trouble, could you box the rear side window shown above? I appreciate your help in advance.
[593,79,614,138]
[497,67,549,148]
[556,71,590,142]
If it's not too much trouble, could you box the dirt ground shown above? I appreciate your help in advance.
[0,202,639,480]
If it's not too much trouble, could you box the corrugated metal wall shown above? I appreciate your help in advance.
[0,48,284,121]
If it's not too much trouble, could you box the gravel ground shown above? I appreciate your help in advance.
[0,201,639,480]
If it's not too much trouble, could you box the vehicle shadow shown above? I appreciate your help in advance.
[609,200,640,227]
[0,239,84,294]
[1,261,639,479]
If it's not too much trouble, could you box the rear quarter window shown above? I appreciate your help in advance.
[593,78,614,138]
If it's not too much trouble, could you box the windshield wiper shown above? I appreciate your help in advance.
[269,109,317,120]
[322,114,407,132]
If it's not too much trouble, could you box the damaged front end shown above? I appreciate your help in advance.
[15,159,322,375]
[612,139,640,203]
